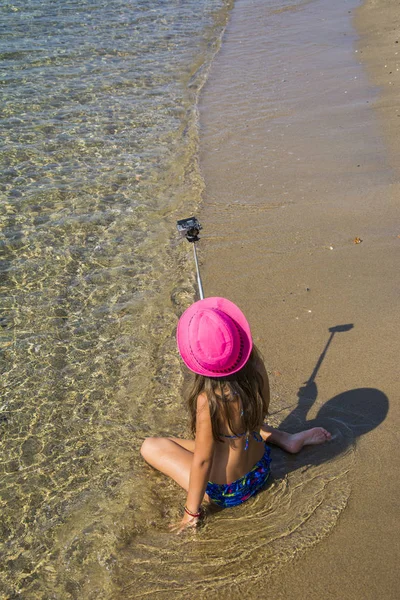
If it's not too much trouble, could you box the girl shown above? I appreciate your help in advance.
[141,297,331,532]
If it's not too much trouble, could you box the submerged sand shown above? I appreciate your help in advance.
[198,0,399,598]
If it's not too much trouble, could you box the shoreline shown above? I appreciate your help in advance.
[198,0,399,597]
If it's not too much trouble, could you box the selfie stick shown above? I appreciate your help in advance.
[192,242,204,300]
[176,217,204,300]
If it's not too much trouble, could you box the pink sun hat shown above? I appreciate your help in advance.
[176,297,253,377]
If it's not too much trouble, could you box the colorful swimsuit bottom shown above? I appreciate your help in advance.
[205,443,271,508]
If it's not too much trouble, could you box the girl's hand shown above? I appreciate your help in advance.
[169,511,200,534]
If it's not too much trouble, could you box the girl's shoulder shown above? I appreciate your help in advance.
[194,392,214,442]
[195,392,211,418]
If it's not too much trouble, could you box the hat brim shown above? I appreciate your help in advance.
[176,297,252,377]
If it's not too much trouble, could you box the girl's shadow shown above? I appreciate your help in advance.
[270,324,389,477]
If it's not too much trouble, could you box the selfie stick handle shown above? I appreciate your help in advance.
[193,242,204,300]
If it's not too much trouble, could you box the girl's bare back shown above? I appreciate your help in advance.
[208,395,265,484]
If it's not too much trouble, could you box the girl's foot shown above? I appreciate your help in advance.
[283,428,332,454]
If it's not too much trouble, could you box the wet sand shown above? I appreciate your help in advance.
[198,0,400,598]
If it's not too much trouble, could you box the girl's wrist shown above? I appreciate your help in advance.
[184,505,202,518]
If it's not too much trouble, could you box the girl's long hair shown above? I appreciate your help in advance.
[184,345,270,441]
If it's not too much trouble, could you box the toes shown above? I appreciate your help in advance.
[321,428,332,441]
[313,428,331,443]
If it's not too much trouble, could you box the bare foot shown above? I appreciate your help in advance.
[283,428,332,454]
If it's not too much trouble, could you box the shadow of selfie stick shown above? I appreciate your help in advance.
[305,324,354,387]
[282,323,355,428]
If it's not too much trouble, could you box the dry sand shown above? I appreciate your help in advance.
[198,0,400,598]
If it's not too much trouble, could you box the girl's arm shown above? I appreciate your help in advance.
[186,392,215,511]
[178,393,215,531]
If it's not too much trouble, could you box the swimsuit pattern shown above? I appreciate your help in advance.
[205,444,271,508]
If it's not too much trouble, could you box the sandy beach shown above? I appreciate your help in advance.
[198,0,400,597]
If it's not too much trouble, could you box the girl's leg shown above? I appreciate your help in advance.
[260,424,331,454]
[140,437,195,492]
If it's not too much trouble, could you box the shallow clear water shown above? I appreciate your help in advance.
[0,1,232,597]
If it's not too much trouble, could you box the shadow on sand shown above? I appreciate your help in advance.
[269,324,389,478]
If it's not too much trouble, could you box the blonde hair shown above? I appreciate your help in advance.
[184,346,269,442]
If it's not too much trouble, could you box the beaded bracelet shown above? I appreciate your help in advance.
[184,505,202,518]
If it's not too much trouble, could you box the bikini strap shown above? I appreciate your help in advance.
[220,394,263,449]
[221,432,246,439]
[244,431,263,451]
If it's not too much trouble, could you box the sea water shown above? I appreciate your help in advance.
[0,1,232,597]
